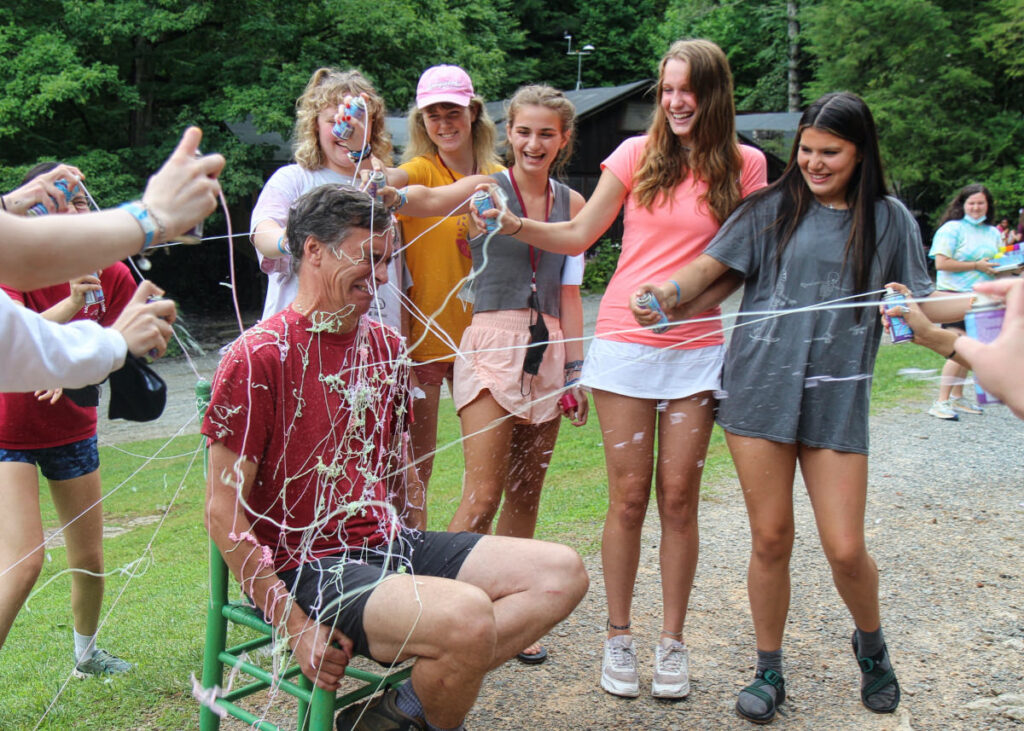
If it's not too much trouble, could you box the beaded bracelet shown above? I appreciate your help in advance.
[348,144,373,163]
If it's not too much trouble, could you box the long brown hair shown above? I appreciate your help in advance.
[632,39,743,223]
[292,67,392,170]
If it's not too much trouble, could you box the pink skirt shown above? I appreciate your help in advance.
[454,309,565,425]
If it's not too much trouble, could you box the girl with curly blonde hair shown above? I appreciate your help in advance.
[250,67,397,321]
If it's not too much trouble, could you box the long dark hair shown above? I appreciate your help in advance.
[937,183,994,227]
[734,92,889,302]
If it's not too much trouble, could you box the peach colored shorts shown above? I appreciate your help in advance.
[453,309,565,425]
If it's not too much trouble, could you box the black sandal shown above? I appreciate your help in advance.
[852,632,900,713]
[516,645,548,665]
[735,668,785,724]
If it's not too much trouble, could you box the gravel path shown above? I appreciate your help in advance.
[103,300,1023,729]
[464,400,1023,730]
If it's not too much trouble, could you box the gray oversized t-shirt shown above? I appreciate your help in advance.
[706,193,934,453]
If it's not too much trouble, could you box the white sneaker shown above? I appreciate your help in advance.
[652,638,690,698]
[951,396,983,415]
[927,400,959,420]
[601,635,639,697]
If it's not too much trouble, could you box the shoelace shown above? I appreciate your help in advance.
[657,645,687,673]
[608,642,636,670]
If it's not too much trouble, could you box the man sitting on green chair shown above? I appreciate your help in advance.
[202,185,588,731]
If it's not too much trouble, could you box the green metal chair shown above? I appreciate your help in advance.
[196,381,411,731]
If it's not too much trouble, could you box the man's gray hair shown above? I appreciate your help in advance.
[286,185,392,274]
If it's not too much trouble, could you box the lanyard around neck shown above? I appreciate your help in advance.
[437,155,475,184]
[507,168,551,291]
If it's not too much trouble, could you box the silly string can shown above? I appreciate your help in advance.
[332,97,367,141]
[636,292,670,334]
[366,170,386,200]
[471,190,499,234]
[84,273,104,307]
[964,299,1006,405]
[26,179,76,216]
[883,288,914,344]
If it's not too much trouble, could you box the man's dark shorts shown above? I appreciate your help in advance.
[278,530,482,661]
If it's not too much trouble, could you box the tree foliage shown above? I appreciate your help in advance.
[2,0,1023,307]
[802,0,1024,218]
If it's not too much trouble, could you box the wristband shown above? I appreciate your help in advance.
[348,144,373,163]
[277,234,288,255]
[669,279,682,302]
[119,201,163,251]
[564,360,584,372]
[389,187,408,214]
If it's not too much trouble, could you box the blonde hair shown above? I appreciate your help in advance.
[403,97,501,171]
[504,85,577,178]
[292,67,392,170]
[633,39,743,223]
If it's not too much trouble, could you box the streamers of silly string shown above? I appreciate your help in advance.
[23,165,945,727]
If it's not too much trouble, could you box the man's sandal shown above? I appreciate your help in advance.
[735,668,785,724]
[852,632,901,713]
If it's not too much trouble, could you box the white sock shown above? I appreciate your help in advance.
[74,630,97,662]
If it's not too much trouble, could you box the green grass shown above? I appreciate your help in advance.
[871,339,948,410]
[1,345,937,727]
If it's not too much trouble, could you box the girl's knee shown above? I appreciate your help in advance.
[608,496,650,530]
[826,542,871,577]
[6,551,44,599]
[751,527,794,564]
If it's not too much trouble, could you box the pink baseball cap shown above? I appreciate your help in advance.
[416,65,474,109]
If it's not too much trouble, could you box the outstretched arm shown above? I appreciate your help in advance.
[468,167,628,256]
[0,127,224,290]
[393,175,496,219]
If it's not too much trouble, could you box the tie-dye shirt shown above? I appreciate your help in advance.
[929,219,1001,292]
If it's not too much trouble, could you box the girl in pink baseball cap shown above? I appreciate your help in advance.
[386,67,502,532]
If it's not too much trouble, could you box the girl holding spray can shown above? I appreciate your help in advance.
[630,92,968,722]
[249,68,405,327]
[470,40,767,698]
[925,184,1003,420]
[380,85,589,664]
[384,66,504,529]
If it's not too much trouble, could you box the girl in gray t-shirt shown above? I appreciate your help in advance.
[631,92,967,724]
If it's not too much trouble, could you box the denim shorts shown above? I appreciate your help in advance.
[0,435,100,480]
[277,530,482,662]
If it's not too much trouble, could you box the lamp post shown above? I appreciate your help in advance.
[564,33,595,91]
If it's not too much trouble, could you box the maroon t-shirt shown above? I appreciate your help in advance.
[0,263,136,449]
[201,308,410,572]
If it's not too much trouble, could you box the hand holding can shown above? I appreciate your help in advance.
[635,292,670,334]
